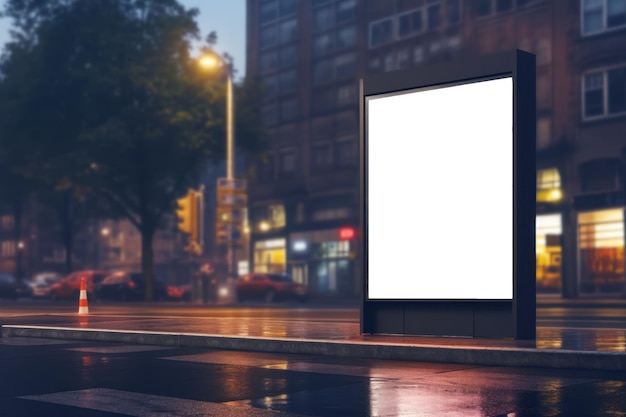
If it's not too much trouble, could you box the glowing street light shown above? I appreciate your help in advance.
[197,50,235,180]
[198,50,237,282]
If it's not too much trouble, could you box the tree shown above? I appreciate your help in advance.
[0,0,266,299]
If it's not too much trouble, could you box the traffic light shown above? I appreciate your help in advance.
[176,189,199,242]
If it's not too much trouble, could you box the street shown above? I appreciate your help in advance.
[0,336,625,416]
[1,298,626,329]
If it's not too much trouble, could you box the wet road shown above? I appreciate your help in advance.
[1,336,625,416]
[1,299,626,329]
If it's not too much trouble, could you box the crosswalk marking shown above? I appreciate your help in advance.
[19,388,305,416]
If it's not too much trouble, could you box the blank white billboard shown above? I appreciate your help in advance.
[366,77,513,300]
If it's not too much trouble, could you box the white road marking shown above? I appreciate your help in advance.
[19,388,305,416]
[66,345,167,354]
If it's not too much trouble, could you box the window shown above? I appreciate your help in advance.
[369,18,393,48]
[258,154,275,181]
[280,70,297,94]
[269,204,286,228]
[279,45,296,67]
[582,0,626,35]
[312,201,351,221]
[262,104,278,126]
[279,18,298,43]
[337,83,357,106]
[313,59,333,85]
[413,45,425,64]
[263,70,296,97]
[337,140,356,167]
[496,0,513,12]
[261,25,278,48]
[260,0,279,24]
[475,0,492,16]
[280,98,298,123]
[537,168,561,190]
[260,50,278,74]
[398,9,424,38]
[280,151,296,175]
[312,89,335,115]
[1,241,16,257]
[446,0,462,24]
[1,215,14,231]
[313,53,356,85]
[427,3,441,29]
[337,0,358,22]
[336,26,357,49]
[260,0,297,25]
[397,49,410,69]
[263,74,279,98]
[583,65,626,119]
[280,0,297,17]
[313,26,356,57]
[335,53,357,79]
[580,159,622,192]
[313,144,332,170]
[314,5,335,31]
[313,33,333,56]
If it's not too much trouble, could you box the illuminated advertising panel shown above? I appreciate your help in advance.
[366,77,513,300]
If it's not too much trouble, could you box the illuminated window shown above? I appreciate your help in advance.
[1,241,16,257]
[1,215,15,230]
[537,168,561,190]
[537,168,562,203]
[578,209,624,293]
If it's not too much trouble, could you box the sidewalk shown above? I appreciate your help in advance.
[2,308,626,372]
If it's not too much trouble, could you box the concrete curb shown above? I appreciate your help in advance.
[3,325,626,371]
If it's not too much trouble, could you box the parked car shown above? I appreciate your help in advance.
[94,271,167,301]
[48,270,108,300]
[235,273,309,302]
[29,272,62,298]
[167,284,191,302]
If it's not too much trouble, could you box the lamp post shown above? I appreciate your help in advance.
[198,52,235,180]
[198,51,236,283]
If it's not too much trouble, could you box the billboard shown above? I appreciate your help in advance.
[366,77,513,300]
[360,50,536,339]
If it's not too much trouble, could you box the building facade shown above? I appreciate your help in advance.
[246,0,626,299]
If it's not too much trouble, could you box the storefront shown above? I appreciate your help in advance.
[253,238,286,274]
[289,228,357,297]
[536,213,562,293]
[578,209,624,294]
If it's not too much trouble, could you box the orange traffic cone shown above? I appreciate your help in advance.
[78,277,89,315]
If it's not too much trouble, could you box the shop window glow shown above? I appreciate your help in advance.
[339,227,355,240]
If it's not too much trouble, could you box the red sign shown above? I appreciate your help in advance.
[339,227,355,240]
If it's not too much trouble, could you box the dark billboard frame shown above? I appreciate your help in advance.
[359,49,536,339]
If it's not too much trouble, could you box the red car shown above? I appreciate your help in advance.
[49,270,108,300]
[235,273,309,302]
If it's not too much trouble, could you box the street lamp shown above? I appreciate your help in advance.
[198,50,236,283]
[198,51,235,180]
